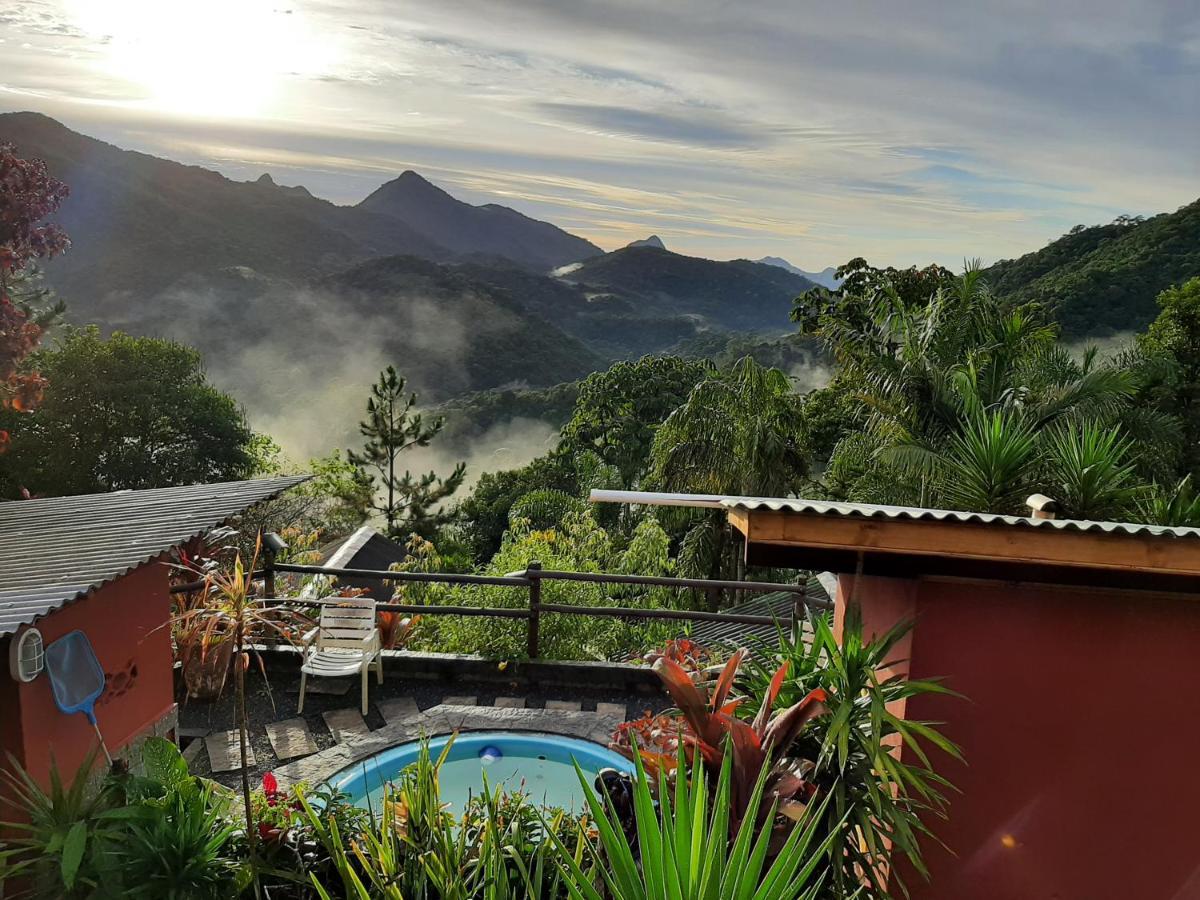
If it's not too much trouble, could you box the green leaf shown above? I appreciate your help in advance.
[60,820,88,890]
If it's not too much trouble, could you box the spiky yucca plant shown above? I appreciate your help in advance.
[553,745,838,900]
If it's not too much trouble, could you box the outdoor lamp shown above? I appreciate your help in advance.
[263,531,289,556]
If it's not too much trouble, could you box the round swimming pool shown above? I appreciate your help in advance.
[332,731,632,814]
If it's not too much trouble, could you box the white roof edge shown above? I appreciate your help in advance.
[589,490,1200,541]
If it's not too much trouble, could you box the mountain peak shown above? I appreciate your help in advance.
[255,173,276,186]
[626,235,666,250]
[356,170,602,269]
[755,256,841,289]
[359,170,457,210]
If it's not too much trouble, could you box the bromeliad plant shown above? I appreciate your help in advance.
[742,608,963,898]
[612,647,829,848]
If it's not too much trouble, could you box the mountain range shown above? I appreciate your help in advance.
[3,110,1197,459]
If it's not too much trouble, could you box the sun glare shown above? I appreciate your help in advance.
[65,0,336,118]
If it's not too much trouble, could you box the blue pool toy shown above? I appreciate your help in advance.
[479,745,503,763]
[44,631,112,764]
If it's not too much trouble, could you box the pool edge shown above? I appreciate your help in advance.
[273,704,624,791]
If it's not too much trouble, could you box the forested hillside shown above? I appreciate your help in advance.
[985,199,1200,336]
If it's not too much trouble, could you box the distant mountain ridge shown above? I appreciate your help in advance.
[626,235,667,250]
[562,245,817,334]
[755,256,842,289]
[0,111,601,312]
[983,199,1200,336]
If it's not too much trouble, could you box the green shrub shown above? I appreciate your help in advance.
[419,511,677,661]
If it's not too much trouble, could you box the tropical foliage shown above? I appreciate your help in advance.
[553,748,838,900]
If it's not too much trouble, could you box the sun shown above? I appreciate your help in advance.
[65,0,335,118]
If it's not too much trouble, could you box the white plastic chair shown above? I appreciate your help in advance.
[298,597,383,716]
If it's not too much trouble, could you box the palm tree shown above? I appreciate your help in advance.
[648,357,806,602]
[815,264,1158,515]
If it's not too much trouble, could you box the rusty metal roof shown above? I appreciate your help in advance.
[0,476,310,635]
[723,497,1200,540]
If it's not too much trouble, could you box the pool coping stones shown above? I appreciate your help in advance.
[272,704,624,790]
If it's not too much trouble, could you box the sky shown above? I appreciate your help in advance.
[1,0,1197,269]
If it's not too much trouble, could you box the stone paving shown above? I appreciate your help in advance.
[205,730,255,773]
[180,670,668,788]
[264,718,319,761]
[322,708,370,743]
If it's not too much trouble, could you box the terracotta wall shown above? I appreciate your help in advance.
[838,574,1200,900]
[8,562,175,785]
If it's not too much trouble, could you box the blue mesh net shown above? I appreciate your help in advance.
[44,630,106,720]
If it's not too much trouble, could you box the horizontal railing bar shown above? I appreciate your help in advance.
[260,599,529,619]
[266,598,800,627]
[273,563,530,587]
[537,602,795,625]
[532,568,812,596]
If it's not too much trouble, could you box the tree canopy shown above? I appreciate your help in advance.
[0,328,255,497]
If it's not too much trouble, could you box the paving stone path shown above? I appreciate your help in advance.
[323,708,371,743]
[378,696,420,724]
[206,730,256,773]
[265,718,319,761]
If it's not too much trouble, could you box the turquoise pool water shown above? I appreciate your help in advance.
[332,731,632,814]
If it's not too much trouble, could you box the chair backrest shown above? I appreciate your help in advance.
[317,597,377,649]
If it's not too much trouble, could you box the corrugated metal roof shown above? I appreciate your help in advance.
[723,497,1200,540]
[0,476,310,635]
[687,574,832,650]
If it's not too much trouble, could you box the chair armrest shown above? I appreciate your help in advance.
[301,627,319,648]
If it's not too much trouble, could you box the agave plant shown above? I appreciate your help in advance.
[613,648,827,845]
[552,744,839,900]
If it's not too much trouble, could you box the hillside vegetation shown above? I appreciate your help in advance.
[985,199,1200,336]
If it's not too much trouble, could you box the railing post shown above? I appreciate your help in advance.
[263,551,277,599]
[526,561,542,659]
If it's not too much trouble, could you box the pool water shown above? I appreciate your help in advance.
[332,731,631,814]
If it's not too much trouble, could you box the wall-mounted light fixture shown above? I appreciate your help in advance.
[9,625,45,683]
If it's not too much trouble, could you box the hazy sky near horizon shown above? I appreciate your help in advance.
[1,0,1197,268]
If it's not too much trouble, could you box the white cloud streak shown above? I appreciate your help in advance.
[0,0,1196,269]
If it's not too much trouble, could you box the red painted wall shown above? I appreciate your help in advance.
[838,574,1200,900]
[8,562,175,785]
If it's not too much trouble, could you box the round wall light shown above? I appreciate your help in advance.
[9,626,45,683]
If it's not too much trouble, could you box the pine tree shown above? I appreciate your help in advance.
[347,366,466,539]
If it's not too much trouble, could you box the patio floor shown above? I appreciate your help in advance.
[177,658,668,789]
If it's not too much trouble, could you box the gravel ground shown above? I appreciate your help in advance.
[178,661,669,789]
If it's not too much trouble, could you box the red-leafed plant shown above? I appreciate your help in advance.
[0,143,69,448]
[613,646,828,847]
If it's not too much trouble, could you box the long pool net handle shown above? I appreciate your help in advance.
[87,712,113,766]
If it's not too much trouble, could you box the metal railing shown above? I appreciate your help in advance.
[171,560,831,659]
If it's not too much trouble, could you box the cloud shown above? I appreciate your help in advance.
[1,0,1197,269]
[536,102,760,150]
